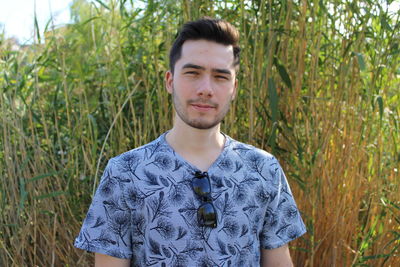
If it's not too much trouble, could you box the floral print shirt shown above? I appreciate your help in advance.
[74,132,306,266]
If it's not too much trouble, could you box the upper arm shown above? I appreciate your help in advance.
[74,159,133,259]
[95,253,130,267]
[260,244,293,267]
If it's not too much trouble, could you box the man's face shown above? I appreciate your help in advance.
[165,39,238,130]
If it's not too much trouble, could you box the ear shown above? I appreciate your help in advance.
[231,78,238,101]
[165,70,173,94]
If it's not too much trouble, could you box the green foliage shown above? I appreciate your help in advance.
[0,0,399,265]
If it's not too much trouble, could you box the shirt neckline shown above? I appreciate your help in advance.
[160,131,233,174]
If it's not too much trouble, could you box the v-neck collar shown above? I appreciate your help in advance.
[160,131,233,174]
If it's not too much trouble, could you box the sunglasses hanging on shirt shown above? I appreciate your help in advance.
[192,171,217,228]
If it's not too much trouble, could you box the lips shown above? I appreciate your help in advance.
[190,103,216,111]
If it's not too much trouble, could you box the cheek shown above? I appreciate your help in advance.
[178,81,197,96]
[173,86,190,104]
[216,85,235,99]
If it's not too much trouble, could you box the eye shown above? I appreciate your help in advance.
[184,71,198,75]
[215,75,229,80]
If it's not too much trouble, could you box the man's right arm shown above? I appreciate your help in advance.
[95,253,130,267]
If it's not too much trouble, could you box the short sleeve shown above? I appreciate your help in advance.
[74,159,133,259]
[260,159,306,249]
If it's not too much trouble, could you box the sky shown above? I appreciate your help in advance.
[0,0,399,45]
[0,0,73,44]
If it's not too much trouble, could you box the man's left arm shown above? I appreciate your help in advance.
[260,245,294,267]
[259,158,306,266]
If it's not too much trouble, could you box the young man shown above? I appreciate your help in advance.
[74,18,306,267]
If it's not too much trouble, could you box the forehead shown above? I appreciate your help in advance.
[177,39,235,70]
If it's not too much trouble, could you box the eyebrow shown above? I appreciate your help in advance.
[182,63,232,76]
[182,63,205,70]
[213,68,232,76]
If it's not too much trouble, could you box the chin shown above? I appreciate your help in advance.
[186,119,221,130]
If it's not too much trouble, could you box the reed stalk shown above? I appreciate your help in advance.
[0,0,399,265]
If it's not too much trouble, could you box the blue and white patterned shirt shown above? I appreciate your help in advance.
[74,132,306,266]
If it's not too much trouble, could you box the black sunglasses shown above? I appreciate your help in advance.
[192,171,217,228]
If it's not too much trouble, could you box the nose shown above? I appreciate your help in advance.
[196,76,214,97]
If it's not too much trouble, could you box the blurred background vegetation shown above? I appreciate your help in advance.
[0,0,399,266]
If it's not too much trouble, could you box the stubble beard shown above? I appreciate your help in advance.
[172,87,232,130]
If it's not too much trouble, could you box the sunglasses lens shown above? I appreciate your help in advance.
[197,203,217,228]
[192,177,211,198]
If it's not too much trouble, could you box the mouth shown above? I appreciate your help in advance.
[190,103,216,112]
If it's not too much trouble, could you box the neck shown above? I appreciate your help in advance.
[166,118,225,155]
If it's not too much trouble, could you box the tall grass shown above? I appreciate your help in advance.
[0,0,399,265]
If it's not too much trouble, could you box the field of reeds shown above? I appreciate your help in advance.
[1,0,399,266]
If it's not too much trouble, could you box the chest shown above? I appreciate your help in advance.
[177,150,222,172]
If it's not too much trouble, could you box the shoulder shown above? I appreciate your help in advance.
[107,134,171,169]
[228,137,278,163]
[226,137,282,181]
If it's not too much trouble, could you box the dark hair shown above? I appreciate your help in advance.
[169,17,240,73]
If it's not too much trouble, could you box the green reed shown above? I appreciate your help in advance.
[0,0,399,265]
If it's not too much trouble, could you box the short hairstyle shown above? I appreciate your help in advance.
[169,17,240,73]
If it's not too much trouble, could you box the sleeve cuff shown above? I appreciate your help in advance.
[74,239,132,259]
[262,228,307,250]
